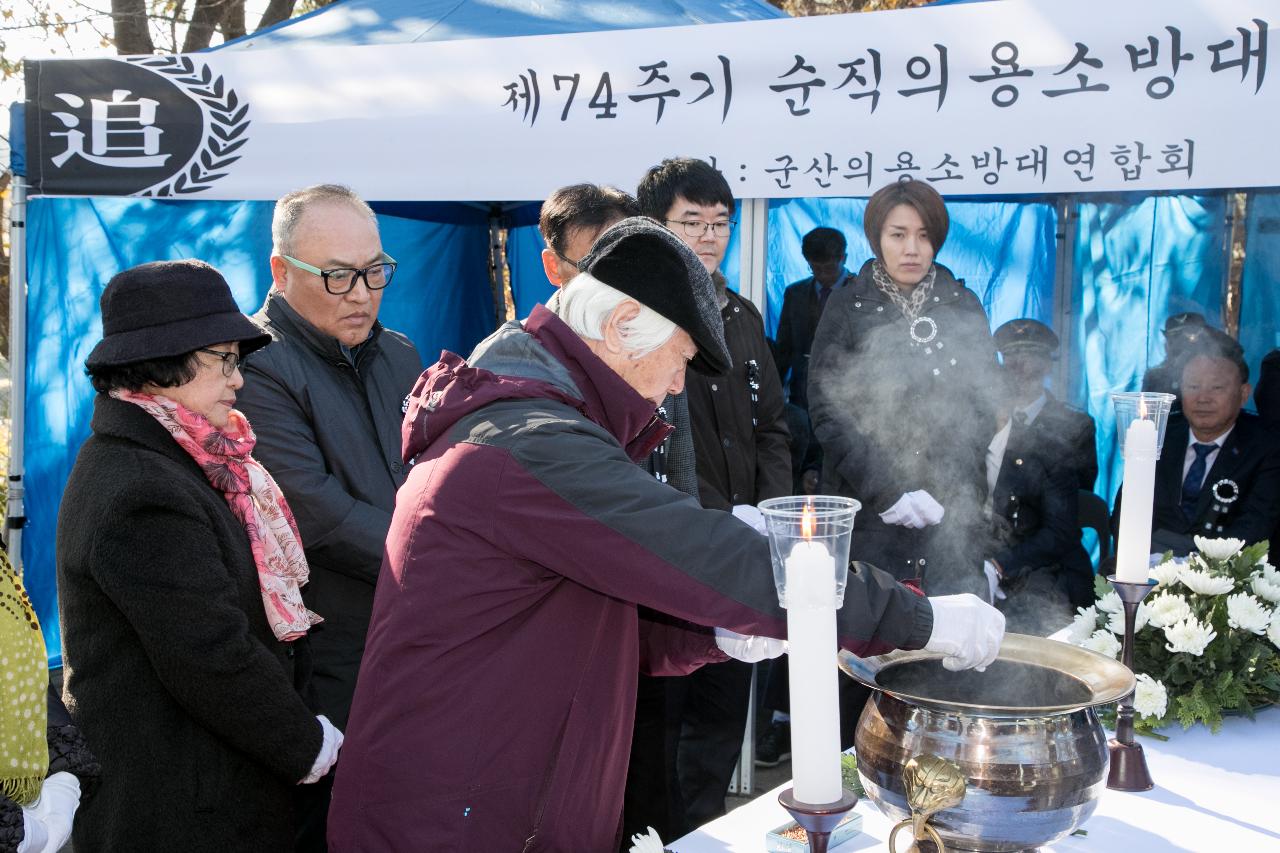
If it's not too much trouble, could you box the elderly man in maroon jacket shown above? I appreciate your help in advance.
[327,218,1004,852]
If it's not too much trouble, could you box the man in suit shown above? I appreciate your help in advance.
[985,320,1094,632]
[1120,331,1280,555]
[993,319,1098,490]
[774,227,850,494]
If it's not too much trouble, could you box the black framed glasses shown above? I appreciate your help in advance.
[281,253,398,295]
[196,348,242,377]
[666,219,735,239]
[554,251,581,272]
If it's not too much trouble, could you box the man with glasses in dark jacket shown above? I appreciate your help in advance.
[238,183,423,851]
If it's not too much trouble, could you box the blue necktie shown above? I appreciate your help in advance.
[1180,443,1216,519]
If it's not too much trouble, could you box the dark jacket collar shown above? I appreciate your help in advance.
[259,290,383,367]
[89,393,202,474]
[523,306,671,456]
[850,259,967,304]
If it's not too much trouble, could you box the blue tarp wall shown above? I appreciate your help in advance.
[14,0,1280,665]
[22,198,493,665]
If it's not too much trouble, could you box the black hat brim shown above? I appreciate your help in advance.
[86,311,270,369]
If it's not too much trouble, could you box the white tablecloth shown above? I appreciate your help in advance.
[671,707,1280,852]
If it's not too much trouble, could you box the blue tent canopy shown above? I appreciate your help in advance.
[12,0,789,667]
[11,0,1277,666]
[218,0,786,49]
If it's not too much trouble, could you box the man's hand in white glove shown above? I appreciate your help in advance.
[300,715,344,784]
[879,493,927,528]
[20,771,80,853]
[924,594,1005,672]
[714,628,786,663]
[731,504,767,534]
[906,490,945,526]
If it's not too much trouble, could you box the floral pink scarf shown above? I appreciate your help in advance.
[111,389,321,641]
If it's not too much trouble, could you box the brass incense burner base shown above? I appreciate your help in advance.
[840,633,1134,852]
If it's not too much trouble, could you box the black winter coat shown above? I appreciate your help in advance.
[56,395,323,852]
[809,261,997,592]
[238,293,423,728]
[685,287,792,510]
[989,425,1094,609]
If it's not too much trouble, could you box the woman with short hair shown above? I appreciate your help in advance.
[808,181,997,597]
[56,260,341,851]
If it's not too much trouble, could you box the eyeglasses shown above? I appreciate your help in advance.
[555,251,581,271]
[197,348,242,377]
[666,219,735,239]
[281,253,399,295]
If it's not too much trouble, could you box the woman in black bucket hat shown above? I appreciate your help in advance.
[56,260,341,851]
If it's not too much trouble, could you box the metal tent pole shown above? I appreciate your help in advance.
[739,198,769,314]
[6,176,27,573]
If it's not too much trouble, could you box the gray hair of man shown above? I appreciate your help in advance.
[271,184,379,256]
[555,272,677,359]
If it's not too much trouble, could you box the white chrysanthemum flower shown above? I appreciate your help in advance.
[1269,611,1280,651]
[1083,629,1122,659]
[1149,559,1184,588]
[1133,673,1169,719]
[1066,606,1099,644]
[1145,591,1193,628]
[1179,567,1235,597]
[1194,536,1246,561]
[628,827,665,853]
[1251,565,1280,604]
[1226,593,1272,635]
[1163,618,1217,656]
[1106,602,1151,635]
[1096,591,1123,614]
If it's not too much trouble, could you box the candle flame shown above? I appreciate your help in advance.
[1138,396,1148,418]
[801,501,816,541]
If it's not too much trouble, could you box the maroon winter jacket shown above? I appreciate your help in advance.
[327,307,933,852]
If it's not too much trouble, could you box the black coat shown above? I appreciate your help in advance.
[685,287,792,510]
[809,261,997,591]
[1114,411,1280,555]
[774,276,845,410]
[56,395,322,852]
[989,424,1094,608]
[1035,393,1099,492]
[238,292,423,728]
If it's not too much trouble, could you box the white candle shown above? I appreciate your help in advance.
[785,539,843,805]
[1116,418,1158,584]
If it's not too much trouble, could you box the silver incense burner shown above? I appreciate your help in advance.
[840,633,1134,852]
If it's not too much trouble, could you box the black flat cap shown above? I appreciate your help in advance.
[579,217,730,375]
[86,260,270,369]
[994,318,1059,355]
[1163,312,1207,335]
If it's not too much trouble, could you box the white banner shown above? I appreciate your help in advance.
[23,0,1277,200]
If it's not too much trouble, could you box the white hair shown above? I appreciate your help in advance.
[554,272,676,358]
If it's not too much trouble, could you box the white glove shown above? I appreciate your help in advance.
[879,493,927,528]
[731,504,767,534]
[300,715,344,784]
[925,594,1005,672]
[714,627,786,663]
[983,560,1007,602]
[907,490,945,525]
[19,771,80,853]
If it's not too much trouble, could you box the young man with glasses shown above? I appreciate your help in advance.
[637,158,792,834]
[236,183,424,852]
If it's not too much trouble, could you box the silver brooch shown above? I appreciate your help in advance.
[909,316,939,345]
